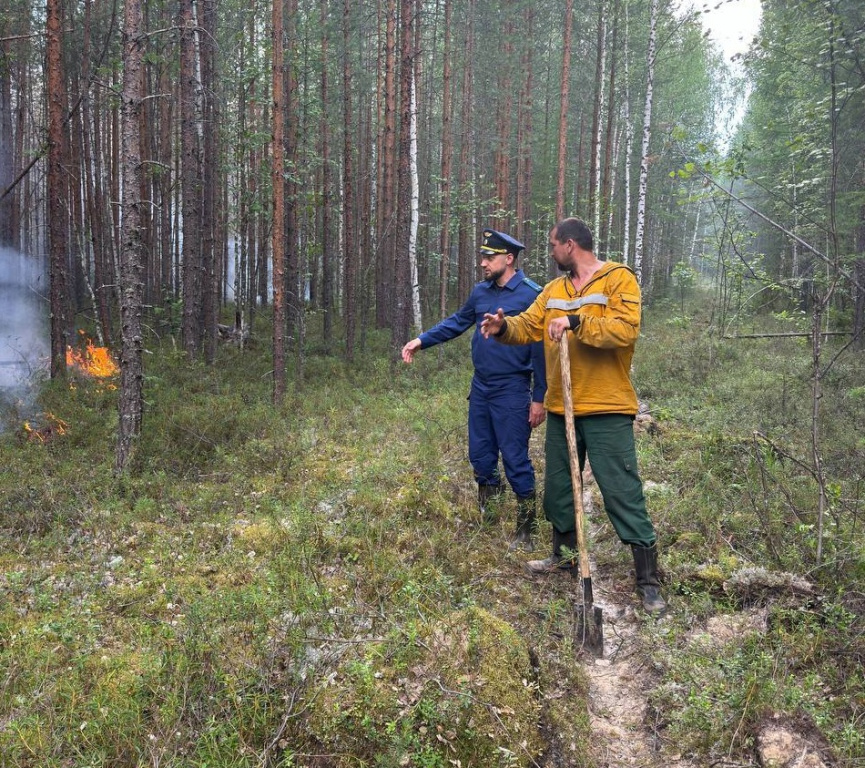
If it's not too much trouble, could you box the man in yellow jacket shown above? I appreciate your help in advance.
[480,216,665,613]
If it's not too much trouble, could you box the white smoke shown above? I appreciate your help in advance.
[0,246,49,430]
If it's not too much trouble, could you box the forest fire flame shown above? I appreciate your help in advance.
[22,412,68,443]
[66,341,119,378]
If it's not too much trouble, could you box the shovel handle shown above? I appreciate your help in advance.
[559,336,592,582]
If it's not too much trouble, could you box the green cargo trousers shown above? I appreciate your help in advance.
[543,412,657,547]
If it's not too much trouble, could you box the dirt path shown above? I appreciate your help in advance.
[575,491,699,768]
[581,597,696,768]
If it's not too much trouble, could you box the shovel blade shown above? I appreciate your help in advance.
[575,603,604,656]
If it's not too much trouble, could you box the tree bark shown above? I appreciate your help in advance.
[437,0,453,321]
[556,0,574,223]
[409,67,421,333]
[272,0,287,402]
[342,0,358,359]
[320,0,334,351]
[515,5,535,245]
[634,0,658,286]
[179,0,203,357]
[201,0,219,364]
[589,1,606,236]
[393,0,414,347]
[0,35,15,247]
[46,0,69,380]
[622,0,633,265]
[377,0,398,329]
[599,0,619,257]
[285,0,301,353]
[116,0,146,473]
[457,0,475,299]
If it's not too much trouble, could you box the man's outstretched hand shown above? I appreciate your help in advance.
[401,338,422,363]
[480,308,506,339]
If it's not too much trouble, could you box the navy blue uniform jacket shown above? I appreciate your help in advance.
[418,269,547,402]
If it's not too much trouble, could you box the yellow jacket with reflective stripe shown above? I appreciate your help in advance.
[498,262,641,417]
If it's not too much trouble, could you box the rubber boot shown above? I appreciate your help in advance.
[631,543,667,613]
[524,528,577,575]
[478,483,503,523]
[508,493,537,552]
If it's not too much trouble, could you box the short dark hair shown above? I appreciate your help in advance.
[553,217,593,251]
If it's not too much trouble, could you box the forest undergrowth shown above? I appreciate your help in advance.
[0,295,863,767]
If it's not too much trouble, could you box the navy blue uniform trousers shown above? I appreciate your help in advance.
[468,378,535,498]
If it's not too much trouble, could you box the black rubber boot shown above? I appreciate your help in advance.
[524,528,577,575]
[478,483,503,523]
[631,543,667,613]
[509,493,537,552]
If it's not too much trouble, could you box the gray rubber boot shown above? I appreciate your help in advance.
[631,543,667,613]
[509,493,537,552]
[524,528,577,575]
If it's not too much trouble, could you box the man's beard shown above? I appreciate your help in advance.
[487,266,507,283]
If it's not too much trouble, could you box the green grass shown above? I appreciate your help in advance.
[0,299,862,767]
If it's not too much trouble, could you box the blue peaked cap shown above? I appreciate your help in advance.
[479,229,525,255]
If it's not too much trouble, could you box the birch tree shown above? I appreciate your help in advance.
[589,1,606,237]
[409,68,421,333]
[633,0,658,285]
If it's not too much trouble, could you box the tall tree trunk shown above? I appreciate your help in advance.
[46,0,69,380]
[393,0,414,347]
[201,0,218,364]
[0,37,15,247]
[158,0,173,300]
[556,0,574,224]
[377,0,398,329]
[493,2,514,229]
[634,0,658,286]
[179,0,203,357]
[437,0,453,321]
[854,206,865,348]
[600,0,620,258]
[285,0,302,361]
[408,66,421,333]
[589,1,606,236]
[273,0,287,402]
[457,0,475,299]
[342,0,358,359]
[320,0,335,351]
[622,0,634,266]
[515,5,535,245]
[116,0,146,473]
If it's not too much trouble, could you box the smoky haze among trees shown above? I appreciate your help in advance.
[0,0,863,464]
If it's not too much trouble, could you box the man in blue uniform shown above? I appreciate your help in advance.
[401,229,547,551]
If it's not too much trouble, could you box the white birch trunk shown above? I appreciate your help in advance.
[688,195,702,264]
[409,71,422,332]
[622,2,633,267]
[607,122,622,257]
[633,0,658,285]
[593,8,606,239]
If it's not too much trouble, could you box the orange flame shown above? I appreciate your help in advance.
[22,412,68,443]
[66,341,119,378]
